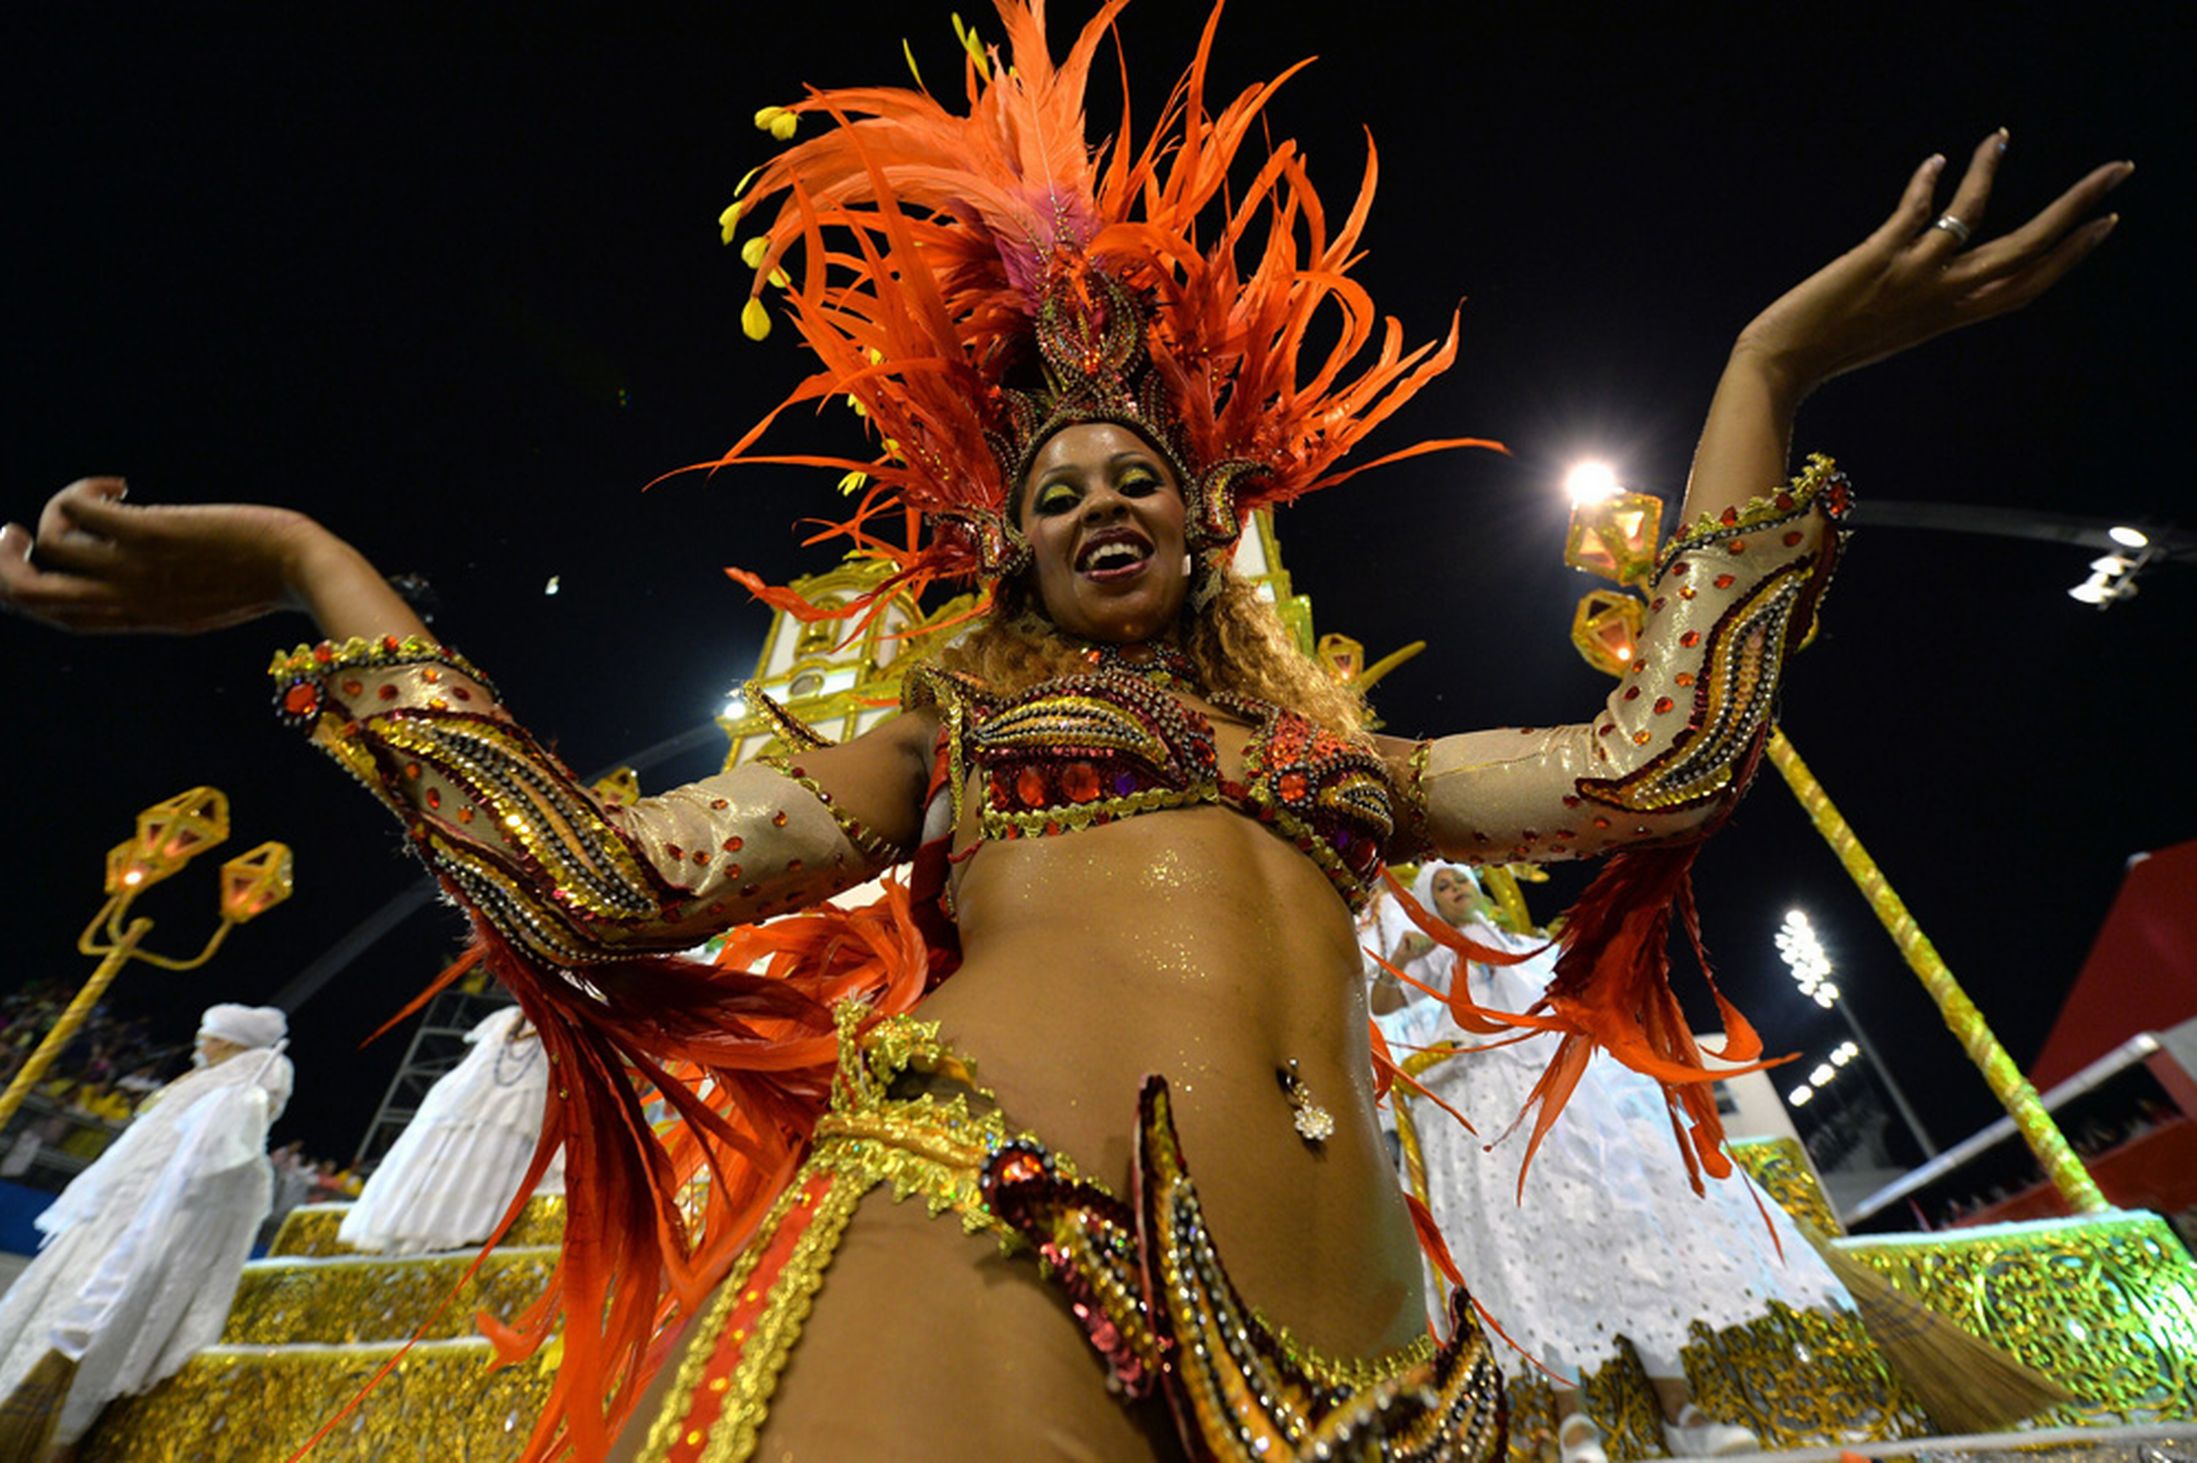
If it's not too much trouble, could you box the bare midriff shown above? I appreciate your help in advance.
[924,796,1428,1358]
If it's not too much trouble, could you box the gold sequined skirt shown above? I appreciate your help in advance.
[638,1004,1507,1463]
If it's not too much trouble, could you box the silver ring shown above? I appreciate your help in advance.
[1928,213,1972,245]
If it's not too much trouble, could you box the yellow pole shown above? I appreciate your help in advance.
[1391,1046,1461,1212]
[1765,727,2111,1216]
[0,917,151,1132]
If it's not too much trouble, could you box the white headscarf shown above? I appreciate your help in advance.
[197,1003,287,1050]
[1410,860,1481,916]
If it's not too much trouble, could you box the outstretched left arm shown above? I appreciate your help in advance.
[1383,133,2127,864]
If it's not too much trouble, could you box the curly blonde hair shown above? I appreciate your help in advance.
[937,572,1369,739]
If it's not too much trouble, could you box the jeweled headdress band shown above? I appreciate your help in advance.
[696,1,1499,623]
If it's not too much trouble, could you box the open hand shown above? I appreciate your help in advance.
[1736,131,2131,398]
[0,479,315,634]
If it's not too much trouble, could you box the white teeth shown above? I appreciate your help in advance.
[1086,542,1146,570]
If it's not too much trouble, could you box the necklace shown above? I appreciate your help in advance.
[1078,638,1200,689]
[491,1018,541,1089]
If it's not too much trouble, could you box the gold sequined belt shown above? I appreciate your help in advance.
[640,1005,1508,1462]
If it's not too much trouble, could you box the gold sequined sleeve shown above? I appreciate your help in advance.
[1409,455,1851,865]
[269,637,907,964]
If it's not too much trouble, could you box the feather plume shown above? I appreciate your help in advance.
[688,0,1493,620]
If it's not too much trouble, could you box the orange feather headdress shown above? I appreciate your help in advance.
[702,0,1495,622]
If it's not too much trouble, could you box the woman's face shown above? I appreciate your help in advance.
[1430,867,1480,927]
[1016,422,1189,643]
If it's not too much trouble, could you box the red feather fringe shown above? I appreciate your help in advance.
[296,882,935,1463]
[1389,850,1790,1202]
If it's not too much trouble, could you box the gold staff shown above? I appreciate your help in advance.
[0,788,294,1132]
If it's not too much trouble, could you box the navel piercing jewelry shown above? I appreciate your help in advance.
[1277,1059,1335,1145]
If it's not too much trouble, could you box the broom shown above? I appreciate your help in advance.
[1796,1222,2073,1435]
[0,1349,74,1463]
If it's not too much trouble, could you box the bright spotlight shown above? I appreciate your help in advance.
[1810,1063,1836,1086]
[2089,554,2133,576]
[1789,1087,1813,1106]
[1564,461,1621,507]
[721,693,749,720]
[2108,525,2149,549]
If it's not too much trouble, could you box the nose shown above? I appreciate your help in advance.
[1077,483,1132,526]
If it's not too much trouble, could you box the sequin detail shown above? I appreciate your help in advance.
[644,1009,1505,1461]
[909,664,1399,911]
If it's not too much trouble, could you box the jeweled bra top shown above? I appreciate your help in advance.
[905,659,1405,912]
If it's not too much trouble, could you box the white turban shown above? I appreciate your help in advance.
[198,1003,287,1050]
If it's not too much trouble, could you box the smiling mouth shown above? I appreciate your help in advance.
[1076,530,1154,582]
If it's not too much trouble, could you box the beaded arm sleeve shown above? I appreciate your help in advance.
[269,642,905,964]
[1386,456,1851,1194]
[1404,455,1850,865]
[269,643,930,1460]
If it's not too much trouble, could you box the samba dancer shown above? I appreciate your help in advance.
[0,6,2124,1458]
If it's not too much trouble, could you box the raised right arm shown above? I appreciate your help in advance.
[0,494,933,962]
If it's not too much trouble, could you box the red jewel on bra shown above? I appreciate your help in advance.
[1279,770,1309,803]
[1016,767,1049,807]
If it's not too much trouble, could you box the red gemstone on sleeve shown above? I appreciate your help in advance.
[282,683,321,717]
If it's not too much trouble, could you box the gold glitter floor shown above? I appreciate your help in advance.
[79,1199,562,1460]
[72,1192,2197,1459]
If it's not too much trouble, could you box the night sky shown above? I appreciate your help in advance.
[6,3,2190,1165]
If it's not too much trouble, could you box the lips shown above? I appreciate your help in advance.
[1075,526,1154,582]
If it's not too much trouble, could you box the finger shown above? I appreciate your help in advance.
[51,478,147,541]
[1956,159,2133,281]
[1863,153,1948,253]
[1913,129,2007,263]
[26,524,122,575]
[0,546,123,626]
[1957,212,2119,320]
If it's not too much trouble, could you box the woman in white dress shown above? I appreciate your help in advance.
[1392,865,1852,1461]
[0,1003,293,1453]
[338,1004,562,1256]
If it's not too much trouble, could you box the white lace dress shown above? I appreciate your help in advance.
[1408,924,1850,1379]
[338,1005,563,1255]
[0,1047,292,1445]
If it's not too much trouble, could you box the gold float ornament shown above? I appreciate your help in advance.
[104,838,179,895]
[1570,588,1648,676]
[218,842,295,924]
[1477,863,1546,937]
[0,787,294,1131]
[1316,632,1365,683]
[1564,489,1663,585]
[1315,633,1426,727]
[133,785,231,869]
[590,766,642,808]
